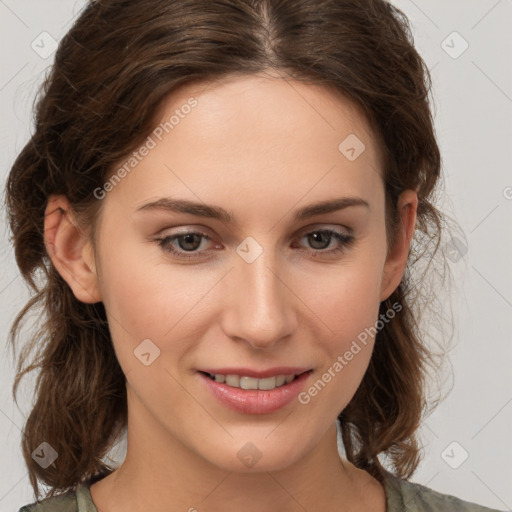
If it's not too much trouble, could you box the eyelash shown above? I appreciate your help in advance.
[154,229,355,261]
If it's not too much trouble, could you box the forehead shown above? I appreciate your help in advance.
[103,73,384,216]
[158,72,381,164]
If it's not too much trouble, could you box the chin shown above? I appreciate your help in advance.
[196,433,311,474]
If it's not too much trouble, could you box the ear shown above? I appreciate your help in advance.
[379,189,418,302]
[44,195,102,303]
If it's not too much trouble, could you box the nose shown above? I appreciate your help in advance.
[220,249,298,350]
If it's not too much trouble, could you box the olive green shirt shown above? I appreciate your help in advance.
[18,474,504,511]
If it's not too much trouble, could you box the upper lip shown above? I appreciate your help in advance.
[198,367,312,378]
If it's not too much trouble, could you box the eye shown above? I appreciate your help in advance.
[155,231,217,260]
[154,227,355,262]
[295,229,354,257]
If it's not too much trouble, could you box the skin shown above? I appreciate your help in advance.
[44,72,417,512]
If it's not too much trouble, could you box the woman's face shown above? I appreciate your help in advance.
[83,73,412,472]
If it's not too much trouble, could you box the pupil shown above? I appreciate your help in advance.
[309,232,330,249]
[179,234,201,251]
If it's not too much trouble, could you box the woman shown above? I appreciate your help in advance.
[6,0,503,511]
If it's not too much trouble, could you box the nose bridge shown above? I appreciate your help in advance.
[221,245,296,348]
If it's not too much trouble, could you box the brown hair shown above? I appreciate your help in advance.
[6,0,447,499]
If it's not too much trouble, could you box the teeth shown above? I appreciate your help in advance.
[275,375,286,386]
[209,373,297,390]
[257,377,276,390]
[225,375,240,387]
[240,376,259,390]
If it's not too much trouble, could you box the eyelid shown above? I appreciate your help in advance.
[155,224,213,237]
[154,224,355,261]
[154,222,351,241]
[296,223,353,237]
[156,223,354,244]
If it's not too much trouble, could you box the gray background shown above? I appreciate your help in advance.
[1,0,511,510]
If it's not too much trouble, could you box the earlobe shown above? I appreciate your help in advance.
[44,195,102,304]
[379,189,418,302]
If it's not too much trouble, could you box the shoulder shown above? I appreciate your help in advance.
[17,492,77,512]
[384,474,505,512]
[17,483,94,512]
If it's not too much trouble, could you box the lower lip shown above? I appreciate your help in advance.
[199,371,311,415]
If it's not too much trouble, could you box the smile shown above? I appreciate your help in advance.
[204,372,298,390]
[198,368,312,414]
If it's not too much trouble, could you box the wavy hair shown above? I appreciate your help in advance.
[6,0,448,499]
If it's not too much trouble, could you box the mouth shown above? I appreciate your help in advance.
[199,371,311,391]
[198,368,313,414]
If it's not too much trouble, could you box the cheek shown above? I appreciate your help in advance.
[95,225,219,369]
[296,239,387,385]
[303,249,386,339]
[295,268,384,413]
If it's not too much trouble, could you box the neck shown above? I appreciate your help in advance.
[90,399,385,512]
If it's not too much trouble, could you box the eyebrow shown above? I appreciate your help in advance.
[136,196,369,223]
